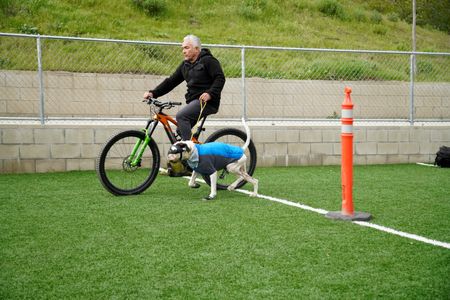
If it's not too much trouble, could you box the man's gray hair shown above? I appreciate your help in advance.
[183,34,201,49]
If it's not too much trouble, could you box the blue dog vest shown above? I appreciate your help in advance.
[187,142,244,176]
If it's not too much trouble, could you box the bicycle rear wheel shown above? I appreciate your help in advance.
[203,128,257,190]
[96,130,160,195]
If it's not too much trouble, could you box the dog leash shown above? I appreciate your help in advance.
[190,100,207,140]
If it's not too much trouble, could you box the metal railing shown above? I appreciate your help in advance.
[1,32,449,124]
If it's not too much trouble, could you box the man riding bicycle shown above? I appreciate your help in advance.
[143,34,226,141]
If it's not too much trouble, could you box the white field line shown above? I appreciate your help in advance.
[352,221,450,250]
[236,188,329,215]
[184,177,450,250]
[416,162,437,167]
[239,189,450,250]
[237,189,450,250]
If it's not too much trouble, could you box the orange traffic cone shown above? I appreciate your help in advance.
[326,87,372,221]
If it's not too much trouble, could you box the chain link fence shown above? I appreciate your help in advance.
[1,33,449,123]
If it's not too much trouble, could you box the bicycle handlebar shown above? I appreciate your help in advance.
[143,98,182,109]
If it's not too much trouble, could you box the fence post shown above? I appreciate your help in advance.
[326,87,372,222]
[36,35,45,125]
[409,54,415,125]
[241,47,247,120]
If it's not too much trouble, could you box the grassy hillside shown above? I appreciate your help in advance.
[1,0,449,51]
[0,0,449,81]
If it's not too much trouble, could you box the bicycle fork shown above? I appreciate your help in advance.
[128,121,158,167]
[128,136,149,167]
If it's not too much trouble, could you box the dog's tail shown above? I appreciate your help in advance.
[241,117,251,151]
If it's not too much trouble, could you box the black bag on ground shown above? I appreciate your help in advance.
[434,146,450,168]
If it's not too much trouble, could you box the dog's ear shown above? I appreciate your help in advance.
[179,142,192,152]
[178,142,187,150]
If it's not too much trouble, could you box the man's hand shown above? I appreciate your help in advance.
[199,92,211,102]
[144,91,153,99]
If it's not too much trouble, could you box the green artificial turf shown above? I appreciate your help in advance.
[1,164,449,299]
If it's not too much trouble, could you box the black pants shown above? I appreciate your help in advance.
[176,99,218,140]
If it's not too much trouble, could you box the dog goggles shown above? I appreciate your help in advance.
[168,143,186,161]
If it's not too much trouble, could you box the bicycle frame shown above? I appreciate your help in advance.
[154,112,180,144]
[127,103,204,167]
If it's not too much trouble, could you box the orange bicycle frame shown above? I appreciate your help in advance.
[152,111,201,144]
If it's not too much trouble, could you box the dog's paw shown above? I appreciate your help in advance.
[227,185,236,191]
[203,195,215,201]
[249,192,258,197]
[189,183,201,189]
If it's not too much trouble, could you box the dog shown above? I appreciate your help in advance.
[167,118,258,200]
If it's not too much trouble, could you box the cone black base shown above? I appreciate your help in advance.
[325,211,372,221]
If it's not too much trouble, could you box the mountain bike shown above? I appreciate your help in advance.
[96,98,257,196]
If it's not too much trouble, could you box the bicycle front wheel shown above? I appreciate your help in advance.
[96,130,160,195]
[203,128,257,190]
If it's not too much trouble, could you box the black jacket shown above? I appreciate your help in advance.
[151,48,225,110]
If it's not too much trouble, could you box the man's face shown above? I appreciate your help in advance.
[182,41,200,63]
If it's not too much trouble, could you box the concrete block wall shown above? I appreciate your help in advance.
[1,124,448,173]
[1,71,449,120]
